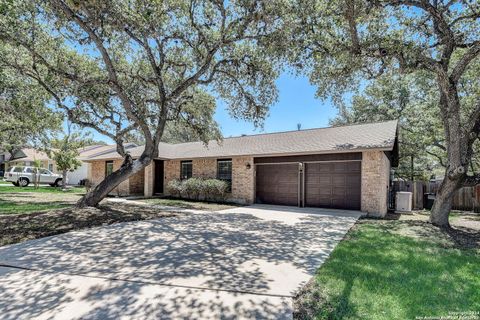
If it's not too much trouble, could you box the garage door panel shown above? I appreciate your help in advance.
[346,175,360,185]
[333,162,347,172]
[256,160,361,210]
[305,162,361,210]
[256,164,299,206]
[332,176,346,186]
[347,161,361,171]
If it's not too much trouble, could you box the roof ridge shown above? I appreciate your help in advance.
[167,119,398,146]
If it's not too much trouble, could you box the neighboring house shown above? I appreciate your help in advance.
[2,144,137,184]
[0,152,8,176]
[84,120,399,217]
[68,143,137,185]
[5,148,57,173]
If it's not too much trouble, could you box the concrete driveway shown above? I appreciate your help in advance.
[0,204,361,319]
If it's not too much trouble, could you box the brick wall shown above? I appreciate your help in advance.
[88,160,130,196]
[232,156,255,204]
[162,156,254,204]
[129,168,145,195]
[164,160,181,187]
[192,158,216,178]
[89,161,105,186]
[361,150,391,217]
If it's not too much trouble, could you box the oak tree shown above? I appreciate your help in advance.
[0,0,283,207]
[290,0,480,227]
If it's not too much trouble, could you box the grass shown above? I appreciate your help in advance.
[141,197,240,211]
[0,185,85,194]
[0,202,176,246]
[0,199,71,215]
[294,220,480,320]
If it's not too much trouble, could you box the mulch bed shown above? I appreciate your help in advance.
[0,202,178,246]
[359,213,480,249]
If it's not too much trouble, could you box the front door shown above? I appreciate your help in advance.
[154,160,164,194]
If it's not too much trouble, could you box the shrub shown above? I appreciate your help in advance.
[167,178,229,202]
[166,179,183,198]
[205,179,228,201]
[182,177,203,200]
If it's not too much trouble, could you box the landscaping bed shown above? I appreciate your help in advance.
[294,215,480,320]
[0,201,177,246]
[140,197,240,211]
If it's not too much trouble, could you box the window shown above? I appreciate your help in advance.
[13,167,23,173]
[24,167,33,173]
[180,161,192,180]
[105,161,114,177]
[217,159,232,192]
[40,169,50,174]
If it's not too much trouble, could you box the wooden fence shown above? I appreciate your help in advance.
[392,180,480,213]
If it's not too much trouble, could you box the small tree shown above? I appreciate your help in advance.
[32,159,41,189]
[48,126,89,189]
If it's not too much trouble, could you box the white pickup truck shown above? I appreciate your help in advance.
[5,166,63,187]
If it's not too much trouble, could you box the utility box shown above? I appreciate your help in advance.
[423,193,436,210]
[396,192,412,213]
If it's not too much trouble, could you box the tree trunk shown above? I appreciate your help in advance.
[76,155,151,208]
[430,80,469,228]
[430,174,463,228]
[62,170,68,190]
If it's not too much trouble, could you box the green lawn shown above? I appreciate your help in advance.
[0,199,71,215]
[0,185,85,194]
[295,221,480,320]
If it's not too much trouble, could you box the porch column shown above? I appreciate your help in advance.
[144,161,155,197]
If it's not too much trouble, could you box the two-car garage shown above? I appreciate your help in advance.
[255,153,362,210]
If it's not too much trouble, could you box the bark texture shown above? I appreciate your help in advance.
[62,170,67,189]
[76,154,152,208]
[430,175,463,228]
[429,84,473,228]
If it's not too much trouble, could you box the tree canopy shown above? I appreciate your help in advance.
[285,0,480,227]
[0,65,62,155]
[0,0,285,206]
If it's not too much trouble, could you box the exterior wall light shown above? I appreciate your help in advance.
[246,162,251,170]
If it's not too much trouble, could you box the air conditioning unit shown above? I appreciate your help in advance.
[396,192,412,213]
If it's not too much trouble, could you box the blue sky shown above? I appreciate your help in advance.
[215,72,338,138]
[84,71,338,143]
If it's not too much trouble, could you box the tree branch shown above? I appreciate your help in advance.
[450,41,480,82]
[50,0,153,145]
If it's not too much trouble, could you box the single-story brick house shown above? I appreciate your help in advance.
[85,120,398,216]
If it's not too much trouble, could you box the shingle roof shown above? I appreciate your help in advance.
[77,143,137,160]
[84,120,398,161]
[11,148,51,161]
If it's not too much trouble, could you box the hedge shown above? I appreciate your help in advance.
[166,178,229,201]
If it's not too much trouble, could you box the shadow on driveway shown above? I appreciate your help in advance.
[0,205,360,319]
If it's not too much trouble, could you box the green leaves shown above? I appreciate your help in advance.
[0,63,62,155]
[48,129,90,172]
[0,0,284,152]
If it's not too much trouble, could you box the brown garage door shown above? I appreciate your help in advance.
[304,161,361,210]
[256,163,299,206]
